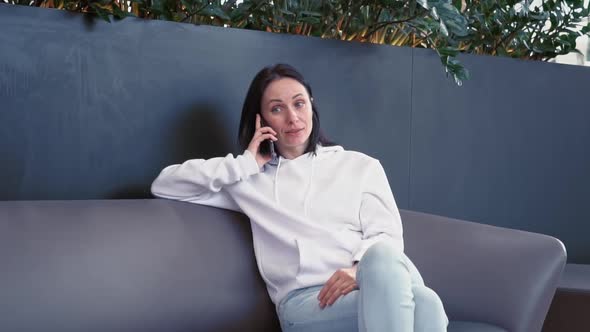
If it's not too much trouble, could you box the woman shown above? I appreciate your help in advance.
[151,64,448,332]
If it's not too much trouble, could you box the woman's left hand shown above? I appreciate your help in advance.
[317,265,358,309]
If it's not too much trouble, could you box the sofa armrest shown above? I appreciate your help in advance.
[400,209,566,332]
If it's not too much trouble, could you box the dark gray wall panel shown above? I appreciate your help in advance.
[0,4,412,207]
[410,48,590,263]
[3,4,590,263]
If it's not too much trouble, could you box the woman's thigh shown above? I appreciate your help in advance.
[278,285,359,332]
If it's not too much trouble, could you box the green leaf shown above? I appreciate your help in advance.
[300,10,321,17]
[299,16,320,24]
[431,2,469,35]
[416,0,429,9]
[180,0,193,9]
[89,3,111,22]
[438,46,459,56]
[260,16,272,27]
[229,6,247,21]
[549,13,557,29]
[112,4,128,19]
[444,18,468,36]
[410,0,418,15]
[279,8,295,16]
[438,53,469,84]
[201,5,231,21]
[273,14,289,25]
[529,13,549,20]
[439,20,449,36]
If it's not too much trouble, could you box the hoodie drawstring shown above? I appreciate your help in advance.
[272,154,315,217]
[273,156,282,205]
[303,157,314,217]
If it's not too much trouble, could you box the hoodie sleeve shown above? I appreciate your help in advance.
[151,150,260,211]
[352,159,404,262]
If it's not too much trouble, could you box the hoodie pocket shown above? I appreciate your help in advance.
[295,236,353,281]
[252,229,299,293]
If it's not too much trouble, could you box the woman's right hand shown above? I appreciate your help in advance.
[247,114,278,168]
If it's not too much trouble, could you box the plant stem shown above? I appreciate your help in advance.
[364,14,418,40]
[181,3,209,23]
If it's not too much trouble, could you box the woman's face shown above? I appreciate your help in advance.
[260,77,313,156]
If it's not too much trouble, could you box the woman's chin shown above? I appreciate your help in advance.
[278,138,310,152]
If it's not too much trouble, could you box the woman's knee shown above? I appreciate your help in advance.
[412,286,448,328]
[358,241,409,283]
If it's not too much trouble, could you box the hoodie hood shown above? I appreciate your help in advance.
[266,144,344,166]
[266,144,344,217]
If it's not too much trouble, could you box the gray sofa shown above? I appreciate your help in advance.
[0,199,566,332]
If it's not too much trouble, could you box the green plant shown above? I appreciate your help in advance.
[456,0,590,61]
[7,0,471,83]
[8,0,590,84]
[226,0,472,83]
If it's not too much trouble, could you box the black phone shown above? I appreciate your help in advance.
[259,115,275,157]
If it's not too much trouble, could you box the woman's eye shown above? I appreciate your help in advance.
[271,106,282,113]
[295,101,305,108]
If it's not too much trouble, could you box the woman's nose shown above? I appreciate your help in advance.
[286,107,299,122]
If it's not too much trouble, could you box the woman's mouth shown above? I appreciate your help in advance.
[286,128,304,136]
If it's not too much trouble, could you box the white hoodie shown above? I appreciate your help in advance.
[151,145,403,306]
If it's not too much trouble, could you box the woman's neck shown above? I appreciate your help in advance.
[277,145,306,160]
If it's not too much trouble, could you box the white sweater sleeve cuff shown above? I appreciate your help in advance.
[241,150,261,176]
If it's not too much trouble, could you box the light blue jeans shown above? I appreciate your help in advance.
[277,241,448,332]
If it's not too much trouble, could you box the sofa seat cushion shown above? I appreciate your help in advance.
[449,320,507,332]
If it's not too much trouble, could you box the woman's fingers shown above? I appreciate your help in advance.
[251,125,277,150]
[255,134,278,145]
[255,114,261,130]
[324,280,347,306]
[253,128,278,141]
[341,282,357,296]
[318,273,339,303]
[247,114,278,167]
[318,269,359,308]
[248,130,277,151]
[252,132,277,142]
[251,115,277,147]
[255,114,277,135]
[326,280,358,306]
[319,279,348,307]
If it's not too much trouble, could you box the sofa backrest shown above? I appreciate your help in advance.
[0,198,567,332]
[0,199,280,332]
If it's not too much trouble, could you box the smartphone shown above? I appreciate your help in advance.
[259,114,275,157]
